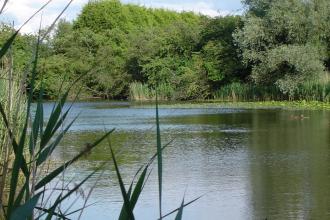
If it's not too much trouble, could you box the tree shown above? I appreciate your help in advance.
[199,16,249,89]
[234,0,329,96]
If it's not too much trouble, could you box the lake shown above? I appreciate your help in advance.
[44,101,330,220]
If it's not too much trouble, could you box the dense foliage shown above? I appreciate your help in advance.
[236,0,330,97]
[2,0,330,101]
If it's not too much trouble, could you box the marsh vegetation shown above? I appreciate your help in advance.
[0,0,330,219]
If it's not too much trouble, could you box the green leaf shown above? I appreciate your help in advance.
[35,129,114,190]
[0,103,29,176]
[10,192,42,220]
[109,145,135,220]
[155,92,163,218]
[36,114,78,166]
[159,195,204,219]
[44,195,62,220]
[129,166,147,209]
[0,0,9,14]
[29,89,44,154]
[13,181,29,210]
[0,31,18,60]
[40,91,69,149]
[46,167,101,214]
[119,165,148,220]
[34,206,69,219]
[175,198,185,220]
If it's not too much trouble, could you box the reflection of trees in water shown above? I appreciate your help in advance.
[248,110,330,219]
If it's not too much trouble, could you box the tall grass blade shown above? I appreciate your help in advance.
[65,201,97,216]
[44,195,62,220]
[0,0,9,14]
[129,166,147,210]
[7,32,42,215]
[0,0,52,59]
[44,167,101,219]
[9,192,42,220]
[29,88,44,154]
[119,165,148,220]
[34,206,69,220]
[35,129,115,190]
[159,195,204,219]
[174,198,185,220]
[40,0,74,42]
[40,91,69,149]
[13,181,29,209]
[156,92,163,218]
[36,115,78,166]
[109,145,135,220]
[0,32,18,59]
[18,1,52,31]
[7,112,29,217]
[0,103,29,176]
[148,140,173,166]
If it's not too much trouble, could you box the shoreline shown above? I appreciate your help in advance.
[45,99,330,110]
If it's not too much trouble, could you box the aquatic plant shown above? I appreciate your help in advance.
[0,1,115,219]
[110,92,201,220]
[0,2,200,219]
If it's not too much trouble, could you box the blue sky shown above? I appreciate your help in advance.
[0,0,243,33]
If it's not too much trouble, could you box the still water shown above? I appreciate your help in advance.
[45,102,330,220]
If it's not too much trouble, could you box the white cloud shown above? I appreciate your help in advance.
[0,0,239,33]
[135,1,231,17]
[1,0,88,33]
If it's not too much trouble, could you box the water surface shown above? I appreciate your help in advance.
[45,102,330,220]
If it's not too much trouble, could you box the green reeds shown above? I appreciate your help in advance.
[214,81,330,102]
[1,1,201,219]
[0,22,26,214]
[0,44,112,220]
[129,82,174,101]
[129,82,151,101]
[155,92,163,218]
[214,82,283,102]
[295,79,330,102]
[0,1,112,219]
[110,89,201,220]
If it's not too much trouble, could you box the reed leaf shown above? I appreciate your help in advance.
[109,145,135,220]
[7,117,28,217]
[118,165,148,220]
[29,88,44,154]
[174,198,185,220]
[0,0,9,14]
[34,207,69,220]
[9,192,42,220]
[44,195,62,220]
[129,166,147,210]
[13,181,29,210]
[0,32,18,60]
[35,129,115,191]
[0,103,29,176]
[36,114,78,166]
[40,91,69,149]
[159,195,204,219]
[155,92,163,218]
[44,167,101,219]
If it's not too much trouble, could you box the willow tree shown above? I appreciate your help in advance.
[235,0,330,97]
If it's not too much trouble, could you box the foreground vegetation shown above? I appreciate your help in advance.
[1,1,330,219]
[1,0,329,101]
[0,2,199,219]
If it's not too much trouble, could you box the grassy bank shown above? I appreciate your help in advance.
[130,100,330,110]
[129,81,330,103]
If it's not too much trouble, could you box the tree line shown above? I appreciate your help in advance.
[1,0,329,101]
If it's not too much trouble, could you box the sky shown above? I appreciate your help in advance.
[0,0,243,33]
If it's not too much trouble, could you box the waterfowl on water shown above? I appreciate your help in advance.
[289,114,309,120]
